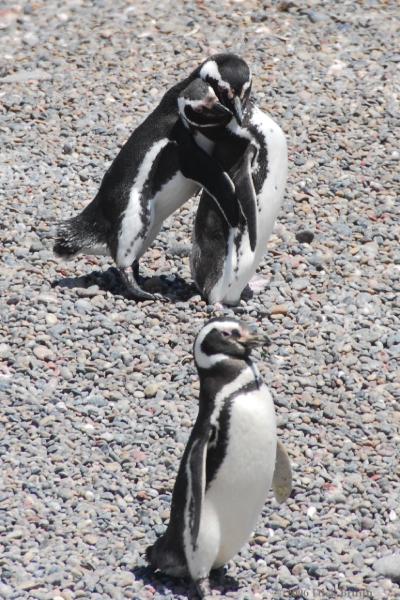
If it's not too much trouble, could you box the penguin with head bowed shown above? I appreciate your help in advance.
[146,317,293,598]
[191,90,288,306]
[53,54,250,301]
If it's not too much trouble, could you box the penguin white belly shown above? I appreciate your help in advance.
[200,385,277,568]
[117,158,199,267]
[252,108,288,270]
[139,173,199,258]
[210,230,255,306]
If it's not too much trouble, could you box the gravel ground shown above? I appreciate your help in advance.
[1,1,399,599]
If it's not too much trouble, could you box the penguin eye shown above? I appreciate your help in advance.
[220,329,241,338]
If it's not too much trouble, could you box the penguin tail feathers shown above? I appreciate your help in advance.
[53,210,107,258]
[145,538,188,577]
[53,217,84,257]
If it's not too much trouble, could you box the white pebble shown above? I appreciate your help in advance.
[307,506,317,519]
[46,313,58,326]
[82,423,95,433]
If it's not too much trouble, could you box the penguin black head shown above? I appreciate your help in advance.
[178,79,233,130]
[194,317,270,369]
[198,54,252,125]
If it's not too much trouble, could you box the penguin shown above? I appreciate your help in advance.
[53,53,252,300]
[146,317,293,598]
[191,98,288,306]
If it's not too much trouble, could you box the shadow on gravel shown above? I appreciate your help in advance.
[132,565,239,599]
[51,267,199,303]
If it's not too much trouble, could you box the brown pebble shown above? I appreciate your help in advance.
[254,535,269,545]
[270,304,289,315]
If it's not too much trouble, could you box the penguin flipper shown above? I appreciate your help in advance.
[186,433,209,552]
[231,143,258,252]
[272,440,293,504]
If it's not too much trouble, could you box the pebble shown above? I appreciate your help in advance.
[295,230,314,244]
[32,345,53,360]
[1,68,52,83]
[144,383,159,398]
[46,313,58,325]
[374,554,400,581]
[292,277,310,291]
[270,304,289,316]
[307,506,317,519]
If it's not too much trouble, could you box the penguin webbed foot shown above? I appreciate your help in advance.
[194,576,212,599]
[119,266,162,302]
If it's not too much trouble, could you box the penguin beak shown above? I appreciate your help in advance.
[240,329,271,349]
[232,96,244,125]
[202,100,233,122]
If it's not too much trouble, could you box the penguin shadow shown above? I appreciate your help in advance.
[51,267,198,303]
[132,565,239,599]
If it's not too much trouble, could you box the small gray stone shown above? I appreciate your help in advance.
[374,554,400,581]
[292,278,310,291]
[32,345,53,361]
[1,68,52,83]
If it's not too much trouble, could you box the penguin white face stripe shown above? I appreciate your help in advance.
[178,90,217,111]
[117,138,170,266]
[200,60,232,94]
[194,320,241,369]
[240,77,252,99]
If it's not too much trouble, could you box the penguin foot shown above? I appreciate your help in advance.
[195,577,212,599]
[119,267,159,301]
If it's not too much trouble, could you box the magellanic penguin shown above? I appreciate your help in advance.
[146,317,293,598]
[53,53,252,300]
[191,98,288,306]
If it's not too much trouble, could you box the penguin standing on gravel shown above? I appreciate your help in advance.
[191,97,288,306]
[53,54,252,300]
[146,317,292,598]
